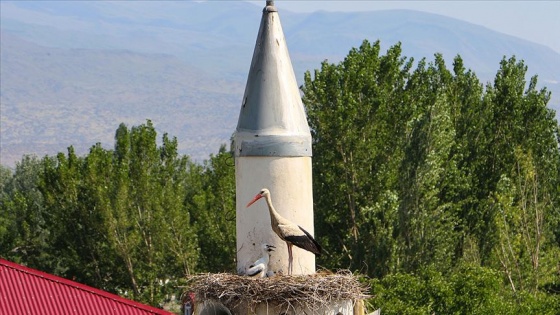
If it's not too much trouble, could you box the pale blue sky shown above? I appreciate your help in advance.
[246,0,560,54]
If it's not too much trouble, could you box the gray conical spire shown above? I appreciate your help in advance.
[234,0,312,157]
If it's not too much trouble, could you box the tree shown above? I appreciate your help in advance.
[96,121,199,304]
[445,56,487,264]
[189,144,236,273]
[0,156,48,268]
[302,40,413,276]
[32,121,200,306]
[302,40,560,297]
[396,55,460,271]
[487,58,560,294]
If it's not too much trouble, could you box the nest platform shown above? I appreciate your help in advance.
[184,270,370,314]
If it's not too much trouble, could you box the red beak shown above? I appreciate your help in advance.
[246,194,262,207]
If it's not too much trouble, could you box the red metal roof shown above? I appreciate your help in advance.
[0,259,174,315]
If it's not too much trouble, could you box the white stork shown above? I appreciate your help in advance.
[246,243,275,278]
[246,188,322,275]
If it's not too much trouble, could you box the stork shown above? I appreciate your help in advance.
[246,188,322,275]
[246,244,275,278]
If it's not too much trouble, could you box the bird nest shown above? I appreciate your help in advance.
[184,270,370,313]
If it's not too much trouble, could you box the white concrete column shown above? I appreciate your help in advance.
[236,156,315,275]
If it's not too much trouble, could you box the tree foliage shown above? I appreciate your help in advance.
[302,40,560,310]
[188,144,236,273]
[369,263,559,315]
[0,121,234,307]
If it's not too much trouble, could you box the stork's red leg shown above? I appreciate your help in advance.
[287,243,293,275]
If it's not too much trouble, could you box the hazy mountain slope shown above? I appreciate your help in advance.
[284,10,560,81]
[0,1,259,79]
[1,32,243,166]
[1,1,558,167]
[4,2,558,81]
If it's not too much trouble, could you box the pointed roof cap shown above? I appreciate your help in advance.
[234,0,312,157]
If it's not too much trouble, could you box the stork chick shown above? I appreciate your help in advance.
[246,244,275,278]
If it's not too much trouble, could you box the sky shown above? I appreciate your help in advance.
[246,0,560,54]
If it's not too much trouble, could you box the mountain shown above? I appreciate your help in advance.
[1,1,559,167]
[0,31,243,166]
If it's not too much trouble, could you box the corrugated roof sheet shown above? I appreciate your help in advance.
[0,259,174,315]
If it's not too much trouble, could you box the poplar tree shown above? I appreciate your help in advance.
[302,40,560,293]
[302,40,413,276]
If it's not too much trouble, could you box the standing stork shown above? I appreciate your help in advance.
[246,188,322,275]
[246,244,275,278]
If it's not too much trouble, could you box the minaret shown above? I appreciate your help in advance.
[189,3,360,314]
[234,0,315,276]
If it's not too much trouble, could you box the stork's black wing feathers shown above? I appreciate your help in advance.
[284,226,322,255]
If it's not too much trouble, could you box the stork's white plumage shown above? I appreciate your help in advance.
[246,244,275,278]
[246,188,322,275]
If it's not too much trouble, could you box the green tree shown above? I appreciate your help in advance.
[369,264,559,315]
[302,40,413,276]
[97,121,199,304]
[396,55,460,271]
[445,56,487,264]
[81,142,127,291]
[0,165,12,246]
[189,144,236,272]
[302,40,560,306]
[33,121,200,306]
[40,147,88,277]
[158,133,200,278]
[0,156,48,267]
[482,57,560,294]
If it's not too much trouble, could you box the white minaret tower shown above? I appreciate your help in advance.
[234,0,315,276]
[192,3,359,314]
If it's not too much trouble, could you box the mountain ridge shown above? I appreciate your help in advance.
[1,1,559,167]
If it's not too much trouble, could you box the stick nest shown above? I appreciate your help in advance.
[184,270,370,312]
